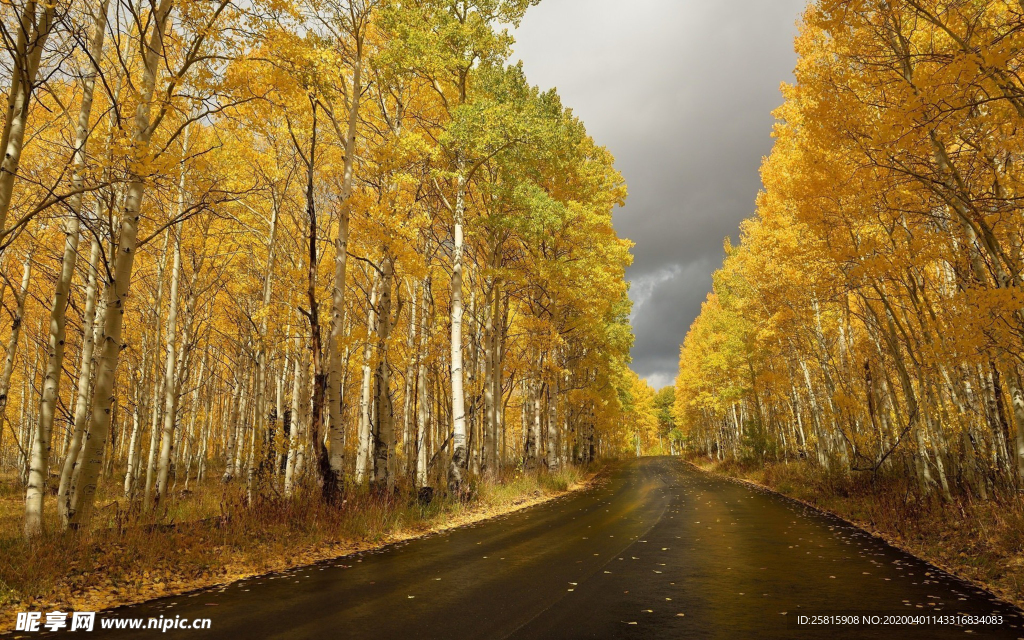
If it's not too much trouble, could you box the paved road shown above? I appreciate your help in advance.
[86,457,1023,639]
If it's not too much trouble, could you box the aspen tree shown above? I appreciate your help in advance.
[153,227,182,507]
[355,275,378,483]
[321,0,374,495]
[372,255,394,487]
[285,346,307,497]
[56,239,101,524]
[0,0,58,240]
[0,251,31,425]
[414,277,431,487]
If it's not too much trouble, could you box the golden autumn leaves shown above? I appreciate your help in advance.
[1,0,642,540]
[676,0,1024,494]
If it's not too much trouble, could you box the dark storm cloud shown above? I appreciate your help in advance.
[512,0,807,389]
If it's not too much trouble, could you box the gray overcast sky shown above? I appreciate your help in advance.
[511,0,808,390]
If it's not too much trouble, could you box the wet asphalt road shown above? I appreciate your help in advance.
[82,457,1024,639]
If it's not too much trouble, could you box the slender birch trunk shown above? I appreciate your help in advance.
[372,256,394,488]
[292,349,310,490]
[16,352,30,480]
[179,348,206,491]
[0,253,32,426]
[57,240,101,523]
[285,353,307,497]
[415,278,431,487]
[243,198,279,497]
[527,379,542,468]
[326,43,362,494]
[448,170,468,490]
[196,383,213,483]
[274,353,287,475]
[1007,367,1024,480]
[142,367,163,500]
[153,227,182,508]
[355,277,379,483]
[233,380,249,480]
[402,282,417,474]
[221,379,242,481]
[0,0,57,240]
[123,379,143,498]
[483,279,501,476]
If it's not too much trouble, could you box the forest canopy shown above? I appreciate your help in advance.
[675,0,1024,501]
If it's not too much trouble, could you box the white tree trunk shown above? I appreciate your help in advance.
[123,383,143,498]
[274,352,287,475]
[57,239,101,524]
[415,280,430,487]
[372,257,394,487]
[546,374,559,471]
[530,380,543,466]
[179,346,207,491]
[140,233,174,503]
[402,282,417,474]
[234,382,249,479]
[326,51,362,491]
[482,282,497,476]
[285,352,307,497]
[355,277,379,483]
[0,0,57,239]
[449,172,468,488]
[153,227,182,507]
[221,380,242,481]
[0,253,32,425]
[246,199,279,497]
[1009,368,1024,479]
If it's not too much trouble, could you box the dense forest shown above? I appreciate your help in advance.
[0,0,669,546]
[9,0,1024,631]
[676,0,1024,501]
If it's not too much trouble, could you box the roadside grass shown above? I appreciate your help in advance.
[687,456,1024,608]
[0,463,596,627]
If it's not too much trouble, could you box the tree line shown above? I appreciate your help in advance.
[675,0,1024,501]
[0,0,645,539]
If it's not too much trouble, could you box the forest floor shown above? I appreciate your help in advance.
[0,465,598,632]
[687,455,1024,611]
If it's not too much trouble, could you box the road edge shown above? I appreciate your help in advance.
[1,469,606,635]
[681,458,1024,615]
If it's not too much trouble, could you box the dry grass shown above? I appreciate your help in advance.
[687,455,1024,609]
[0,464,595,630]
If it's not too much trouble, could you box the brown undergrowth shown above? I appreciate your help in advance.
[0,465,597,632]
[687,455,1024,610]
